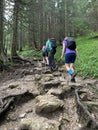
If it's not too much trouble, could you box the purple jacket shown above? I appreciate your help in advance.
[62,40,76,54]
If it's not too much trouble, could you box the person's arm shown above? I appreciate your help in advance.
[61,43,66,59]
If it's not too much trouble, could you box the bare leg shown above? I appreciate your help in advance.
[45,57,49,65]
[70,63,75,72]
[65,63,71,72]
[43,57,46,64]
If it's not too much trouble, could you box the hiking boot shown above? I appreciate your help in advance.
[46,64,49,67]
[71,77,76,83]
[71,72,77,83]
[71,72,77,79]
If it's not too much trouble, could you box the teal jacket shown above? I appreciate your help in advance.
[46,40,52,51]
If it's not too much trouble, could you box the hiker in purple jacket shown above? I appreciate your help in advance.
[61,37,79,82]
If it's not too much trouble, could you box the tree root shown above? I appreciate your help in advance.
[0,91,34,116]
[75,89,98,129]
[11,56,32,64]
[0,97,14,116]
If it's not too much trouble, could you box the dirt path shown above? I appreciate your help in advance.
[0,61,98,130]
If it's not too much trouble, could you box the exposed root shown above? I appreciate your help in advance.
[75,89,98,129]
[0,91,34,117]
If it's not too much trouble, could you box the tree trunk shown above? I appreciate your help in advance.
[0,0,7,62]
[38,0,44,49]
[11,0,19,59]
[64,0,69,36]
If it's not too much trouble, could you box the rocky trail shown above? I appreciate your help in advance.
[0,59,98,130]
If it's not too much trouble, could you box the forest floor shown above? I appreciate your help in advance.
[0,59,98,130]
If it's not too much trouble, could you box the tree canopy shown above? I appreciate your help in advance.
[0,0,98,61]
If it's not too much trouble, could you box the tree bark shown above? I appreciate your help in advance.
[0,0,7,62]
[11,0,19,60]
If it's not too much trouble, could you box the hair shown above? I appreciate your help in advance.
[64,37,68,40]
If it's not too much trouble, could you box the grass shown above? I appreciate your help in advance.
[20,35,98,79]
[19,46,42,59]
[74,36,98,78]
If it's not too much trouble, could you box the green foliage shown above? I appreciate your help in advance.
[55,45,62,61]
[19,46,42,58]
[75,36,98,78]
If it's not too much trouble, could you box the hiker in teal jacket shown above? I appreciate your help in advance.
[46,38,57,71]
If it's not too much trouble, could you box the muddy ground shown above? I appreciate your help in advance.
[0,60,98,130]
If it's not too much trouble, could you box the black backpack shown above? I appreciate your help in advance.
[66,37,76,50]
[50,38,57,49]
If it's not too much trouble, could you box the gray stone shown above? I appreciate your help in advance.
[19,117,60,130]
[34,74,42,81]
[47,88,64,98]
[41,80,60,89]
[35,94,64,113]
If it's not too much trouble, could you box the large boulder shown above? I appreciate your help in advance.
[35,94,64,113]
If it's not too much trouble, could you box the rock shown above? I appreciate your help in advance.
[35,94,64,113]
[42,69,52,74]
[62,85,71,92]
[41,80,60,89]
[19,118,32,130]
[9,84,19,89]
[53,71,61,76]
[40,76,53,82]
[47,88,64,99]
[30,89,40,97]
[38,80,61,94]
[68,82,82,89]
[25,108,33,113]
[34,67,42,71]
[19,113,26,118]
[58,66,65,72]
[34,74,42,81]
[19,117,60,130]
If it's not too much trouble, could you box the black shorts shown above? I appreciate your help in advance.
[42,51,48,57]
[65,53,76,64]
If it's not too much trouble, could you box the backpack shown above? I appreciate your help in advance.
[50,38,57,49]
[66,37,76,50]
